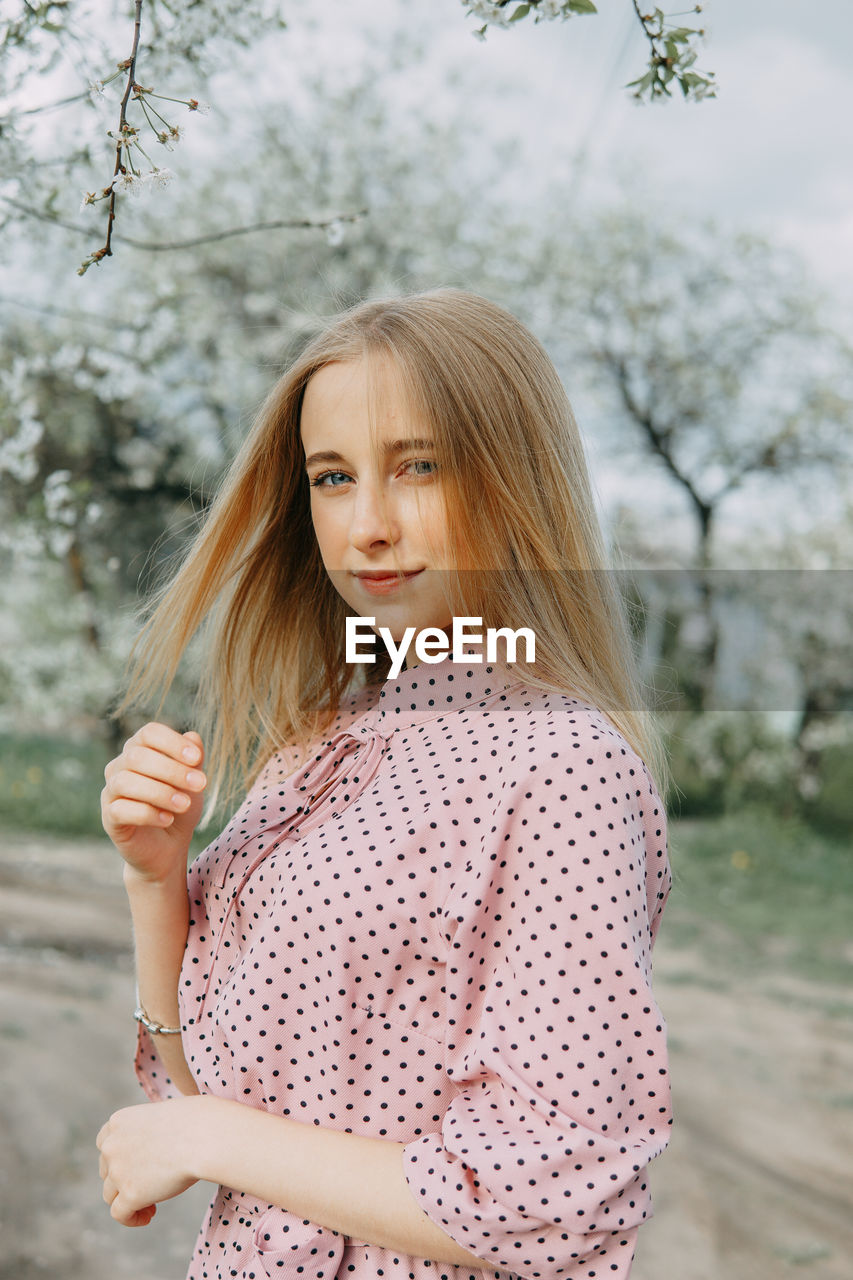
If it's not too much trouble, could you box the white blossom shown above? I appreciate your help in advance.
[47,526,74,557]
[53,344,85,370]
[43,470,76,525]
[539,0,571,17]
[112,170,143,195]
[147,166,176,189]
[107,167,175,198]
[464,1,576,29]
[156,125,182,149]
[0,418,43,483]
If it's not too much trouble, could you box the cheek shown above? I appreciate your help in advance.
[309,498,344,560]
[410,490,452,560]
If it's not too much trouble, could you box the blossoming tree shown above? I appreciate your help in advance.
[1,0,715,277]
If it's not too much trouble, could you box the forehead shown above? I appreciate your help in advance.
[300,355,417,440]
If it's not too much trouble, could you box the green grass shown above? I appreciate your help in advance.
[666,808,853,986]
[0,732,112,837]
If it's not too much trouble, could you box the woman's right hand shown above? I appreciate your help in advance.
[101,723,207,885]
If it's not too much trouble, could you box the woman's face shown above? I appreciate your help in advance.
[301,356,459,646]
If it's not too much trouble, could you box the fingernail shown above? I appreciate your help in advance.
[172,793,191,810]
[185,770,206,788]
[182,745,200,763]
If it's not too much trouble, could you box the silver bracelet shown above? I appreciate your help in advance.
[134,987,182,1035]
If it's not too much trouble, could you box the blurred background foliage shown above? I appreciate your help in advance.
[1,0,851,980]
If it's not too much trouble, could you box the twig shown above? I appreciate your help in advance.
[1,194,368,251]
[627,1,715,100]
[1,195,88,236]
[115,210,369,251]
[630,0,666,53]
[630,0,651,38]
[0,290,145,330]
[7,88,91,118]
[101,0,145,262]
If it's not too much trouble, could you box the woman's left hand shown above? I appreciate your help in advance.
[96,1095,208,1226]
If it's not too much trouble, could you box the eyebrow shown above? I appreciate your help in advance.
[304,438,436,469]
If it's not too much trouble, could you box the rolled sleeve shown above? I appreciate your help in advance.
[133,1021,183,1102]
[402,737,672,1280]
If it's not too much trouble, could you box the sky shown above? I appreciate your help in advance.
[267,0,853,294]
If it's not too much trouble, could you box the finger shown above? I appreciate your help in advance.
[182,730,204,761]
[102,1175,118,1205]
[126,1204,157,1228]
[102,795,180,829]
[95,1121,109,1149]
[101,778,181,825]
[110,1194,134,1225]
[99,1153,107,1178]
[133,721,204,766]
[119,743,207,793]
[111,1194,154,1227]
[104,766,203,815]
[105,739,205,795]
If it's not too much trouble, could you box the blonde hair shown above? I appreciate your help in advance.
[120,287,668,812]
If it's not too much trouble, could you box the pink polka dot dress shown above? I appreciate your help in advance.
[135,649,672,1280]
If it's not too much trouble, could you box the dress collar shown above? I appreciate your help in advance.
[363,642,524,735]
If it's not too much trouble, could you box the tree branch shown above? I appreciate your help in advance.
[0,290,145,330]
[626,1,715,100]
[6,88,91,118]
[113,209,369,251]
[0,194,368,251]
[600,346,713,528]
[101,0,144,262]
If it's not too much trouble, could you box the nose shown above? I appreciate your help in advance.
[348,476,401,553]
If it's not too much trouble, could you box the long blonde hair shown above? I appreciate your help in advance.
[120,287,668,812]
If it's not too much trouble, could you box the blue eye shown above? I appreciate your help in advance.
[310,470,351,488]
[308,460,437,487]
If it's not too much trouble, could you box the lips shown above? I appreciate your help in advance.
[351,568,424,595]
[354,569,423,580]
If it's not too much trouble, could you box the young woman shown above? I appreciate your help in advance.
[96,288,672,1280]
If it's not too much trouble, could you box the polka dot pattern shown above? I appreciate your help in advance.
[134,651,672,1280]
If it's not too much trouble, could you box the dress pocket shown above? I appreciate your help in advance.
[251,1209,346,1279]
[353,1002,444,1048]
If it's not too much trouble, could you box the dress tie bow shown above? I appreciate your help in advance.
[193,719,394,1015]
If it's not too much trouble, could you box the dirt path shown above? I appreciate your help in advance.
[1,834,851,1280]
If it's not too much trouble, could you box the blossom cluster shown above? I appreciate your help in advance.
[0,417,43,485]
[80,163,175,210]
[464,0,593,37]
[79,76,209,213]
[466,0,576,24]
[463,1,714,102]
[0,359,44,485]
[77,65,211,274]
